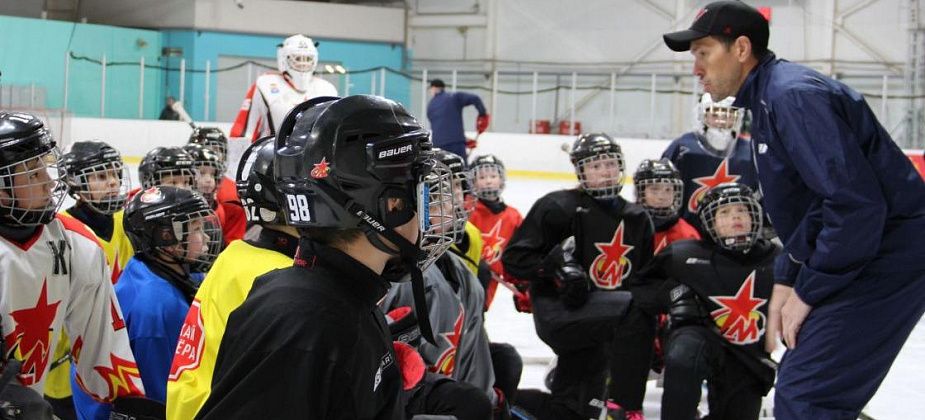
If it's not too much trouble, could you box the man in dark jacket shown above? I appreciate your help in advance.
[663,1,925,419]
[427,79,490,160]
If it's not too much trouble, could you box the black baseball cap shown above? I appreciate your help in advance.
[429,79,445,88]
[663,1,769,52]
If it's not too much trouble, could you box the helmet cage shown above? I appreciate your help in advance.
[0,149,66,226]
[635,177,683,219]
[68,160,131,215]
[470,161,506,201]
[699,190,763,253]
[575,152,625,199]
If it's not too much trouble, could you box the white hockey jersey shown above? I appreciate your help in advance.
[229,72,338,141]
[0,215,144,402]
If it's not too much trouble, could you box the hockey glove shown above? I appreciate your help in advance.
[465,138,479,150]
[554,263,591,309]
[510,277,533,313]
[667,284,707,329]
[109,396,166,420]
[476,114,491,134]
[393,341,426,391]
[386,306,422,347]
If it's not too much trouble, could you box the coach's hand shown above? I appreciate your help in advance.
[765,284,791,353]
[781,287,812,349]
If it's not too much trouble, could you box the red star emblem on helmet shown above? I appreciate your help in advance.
[589,222,635,289]
[310,157,331,179]
[688,159,741,213]
[709,271,767,345]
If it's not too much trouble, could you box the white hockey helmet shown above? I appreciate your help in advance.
[277,34,319,91]
[695,93,746,156]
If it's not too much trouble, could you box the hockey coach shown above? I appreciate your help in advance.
[663,1,925,418]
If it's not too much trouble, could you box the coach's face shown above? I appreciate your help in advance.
[691,36,751,102]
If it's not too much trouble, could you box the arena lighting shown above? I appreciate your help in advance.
[324,64,335,74]
[335,65,347,74]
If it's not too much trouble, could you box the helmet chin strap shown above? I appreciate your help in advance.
[314,181,437,345]
[284,72,314,93]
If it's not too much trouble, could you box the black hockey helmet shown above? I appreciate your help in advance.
[698,182,763,253]
[124,186,221,271]
[182,143,223,206]
[274,95,457,345]
[188,127,228,164]
[468,154,506,201]
[138,147,196,189]
[568,132,625,198]
[0,112,66,226]
[62,141,130,215]
[634,158,683,222]
[236,136,284,225]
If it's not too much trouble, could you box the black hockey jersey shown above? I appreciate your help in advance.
[636,238,780,384]
[196,238,403,420]
[502,189,654,297]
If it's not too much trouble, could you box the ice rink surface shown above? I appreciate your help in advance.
[486,178,925,420]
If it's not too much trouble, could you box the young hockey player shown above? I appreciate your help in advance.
[182,143,228,253]
[633,159,700,254]
[188,127,246,244]
[44,141,133,418]
[137,146,196,190]
[503,133,653,420]
[196,95,454,418]
[467,154,527,311]
[661,94,758,234]
[117,187,219,401]
[380,165,495,420]
[166,136,301,419]
[434,149,485,278]
[634,183,778,420]
[230,34,337,141]
[0,112,143,417]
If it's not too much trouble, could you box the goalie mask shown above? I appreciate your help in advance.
[62,141,131,215]
[0,112,67,226]
[698,183,763,253]
[696,93,745,157]
[277,34,319,93]
[569,132,625,199]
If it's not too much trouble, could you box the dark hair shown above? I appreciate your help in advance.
[301,227,364,248]
[429,79,446,89]
[713,34,767,59]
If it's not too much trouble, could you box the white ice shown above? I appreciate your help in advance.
[486,178,925,420]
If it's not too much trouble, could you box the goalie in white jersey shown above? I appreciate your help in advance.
[0,112,145,416]
[230,34,338,140]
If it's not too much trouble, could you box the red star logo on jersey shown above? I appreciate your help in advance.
[432,303,465,375]
[480,220,506,265]
[653,235,669,255]
[3,280,61,385]
[688,159,741,212]
[589,222,635,289]
[709,271,767,345]
[310,157,331,179]
[83,354,143,400]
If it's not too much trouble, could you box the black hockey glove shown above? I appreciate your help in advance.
[386,306,422,347]
[544,237,591,309]
[109,396,166,420]
[667,284,707,329]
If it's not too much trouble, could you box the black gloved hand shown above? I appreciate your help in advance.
[554,262,591,309]
[667,284,706,329]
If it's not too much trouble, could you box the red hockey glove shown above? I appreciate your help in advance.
[509,277,533,313]
[466,138,479,150]
[476,114,491,134]
[392,341,425,391]
[386,306,421,346]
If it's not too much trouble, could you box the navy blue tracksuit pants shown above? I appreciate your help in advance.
[775,269,925,419]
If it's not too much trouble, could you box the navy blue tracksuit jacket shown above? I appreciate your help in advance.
[734,52,925,419]
[427,90,487,158]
